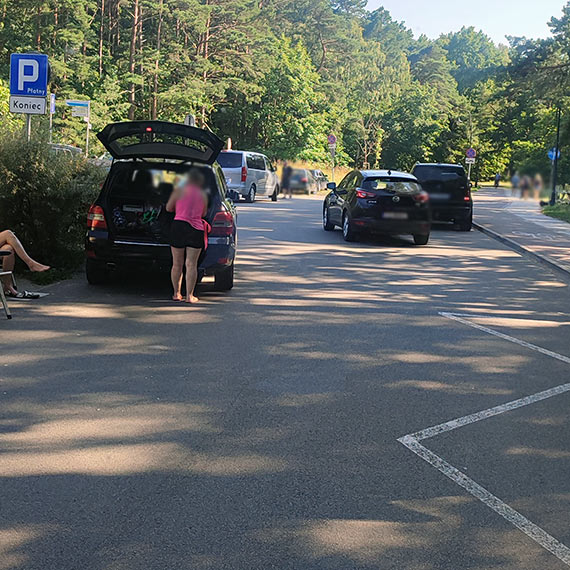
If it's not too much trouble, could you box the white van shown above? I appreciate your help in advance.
[217,151,280,202]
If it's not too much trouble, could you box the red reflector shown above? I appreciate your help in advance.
[464,196,471,201]
[145,127,153,132]
[210,209,234,236]
[356,190,376,199]
[301,177,308,183]
[241,166,247,182]
[87,205,107,230]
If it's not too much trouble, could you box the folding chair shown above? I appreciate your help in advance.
[0,250,13,319]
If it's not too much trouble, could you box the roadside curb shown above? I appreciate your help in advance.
[473,221,570,283]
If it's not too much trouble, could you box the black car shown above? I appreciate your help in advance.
[411,163,472,231]
[85,121,237,290]
[323,169,431,245]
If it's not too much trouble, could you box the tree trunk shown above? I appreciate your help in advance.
[128,0,139,120]
[201,3,211,128]
[36,4,42,49]
[152,0,164,120]
[99,0,105,76]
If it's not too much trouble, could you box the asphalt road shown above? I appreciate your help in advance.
[1,195,569,570]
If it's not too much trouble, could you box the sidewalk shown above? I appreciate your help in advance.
[473,187,570,277]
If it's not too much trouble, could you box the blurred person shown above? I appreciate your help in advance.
[511,172,520,193]
[166,169,209,304]
[494,172,501,188]
[1,230,49,298]
[281,161,293,199]
[533,173,544,200]
[520,175,531,199]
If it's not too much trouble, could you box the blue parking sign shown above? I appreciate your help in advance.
[9,54,49,97]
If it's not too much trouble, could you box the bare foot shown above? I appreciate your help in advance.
[185,295,199,304]
[172,293,184,301]
[29,261,50,272]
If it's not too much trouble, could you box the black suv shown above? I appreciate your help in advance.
[411,163,472,231]
[85,121,237,290]
[323,169,431,245]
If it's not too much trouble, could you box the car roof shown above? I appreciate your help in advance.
[413,163,464,169]
[360,169,417,180]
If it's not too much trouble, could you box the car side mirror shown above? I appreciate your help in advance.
[327,182,336,191]
[469,182,473,189]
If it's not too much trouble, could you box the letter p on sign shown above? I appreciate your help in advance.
[18,59,39,91]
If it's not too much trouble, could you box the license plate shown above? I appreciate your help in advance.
[383,212,408,220]
[429,193,450,200]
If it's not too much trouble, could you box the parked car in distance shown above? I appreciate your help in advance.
[311,169,328,191]
[218,150,279,203]
[290,168,319,194]
[49,143,83,157]
[323,169,431,245]
[86,121,237,291]
[411,163,472,231]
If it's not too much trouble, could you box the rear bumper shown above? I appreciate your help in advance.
[352,217,431,235]
[431,203,472,222]
[85,234,236,275]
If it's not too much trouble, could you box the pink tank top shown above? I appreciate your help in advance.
[174,184,206,231]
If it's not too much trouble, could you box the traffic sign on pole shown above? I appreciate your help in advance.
[328,134,337,145]
[465,157,476,165]
[10,54,49,97]
[466,148,477,159]
[65,100,91,156]
[9,96,46,115]
[548,148,561,161]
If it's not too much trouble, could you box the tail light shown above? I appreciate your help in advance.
[413,191,430,204]
[210,208,234,236]
[301,177,308,183]
[241,166,247,182]
[356,189,376,199]
[464,195,471,201]
[87,204,107,230]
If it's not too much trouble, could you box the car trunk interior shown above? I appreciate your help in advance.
[106,163,217,243]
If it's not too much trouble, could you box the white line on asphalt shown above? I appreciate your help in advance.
[439,311,570,365]
[398,311,570,566]
[398,435,570,565]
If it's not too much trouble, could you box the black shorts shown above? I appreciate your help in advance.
[170,220,204,249]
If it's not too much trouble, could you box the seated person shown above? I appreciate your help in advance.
[1,230,50,297]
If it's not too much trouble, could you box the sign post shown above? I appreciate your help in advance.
[49,93,56,143]
[465,148,477,180]
[9,53,49,141]
[328,134,337,182]
[65,99,91,156]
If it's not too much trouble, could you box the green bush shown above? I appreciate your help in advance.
[0,132,106,273]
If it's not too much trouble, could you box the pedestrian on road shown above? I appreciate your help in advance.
[511,172,520,194]
[533,173,543,200]
[520,175,531,199]
[494,172,501,188]
[166,169,209,304]
[281,161,293,199]
[0,230,50,298]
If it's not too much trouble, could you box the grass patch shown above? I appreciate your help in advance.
[543,203,570,223]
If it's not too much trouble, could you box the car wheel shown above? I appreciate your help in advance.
[323,206,335,231]
[413,233,430,246]
[86,259,108,285]
[342,212,358,242]
[271,186,278,202]
[246,185,256,203]
[214,263,234,291]
[458,216,472,232]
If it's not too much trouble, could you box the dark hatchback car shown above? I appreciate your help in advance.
[411,163,472,231]
[85,121,237,290]
[323,169,431,245]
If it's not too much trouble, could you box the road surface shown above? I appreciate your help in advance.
[1,196,569,569]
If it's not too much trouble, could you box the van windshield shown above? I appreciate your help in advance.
[217,152,242,169]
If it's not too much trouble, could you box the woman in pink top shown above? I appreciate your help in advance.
[166,169,209,304]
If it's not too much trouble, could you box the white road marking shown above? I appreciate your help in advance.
[399,312,570,566]
[399,435,570,565]
[439,312,570,365]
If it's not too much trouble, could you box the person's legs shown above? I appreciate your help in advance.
[0,230,49,272]
[0,244,17,295]
[184,247,202,303]
[170,247,185,300]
